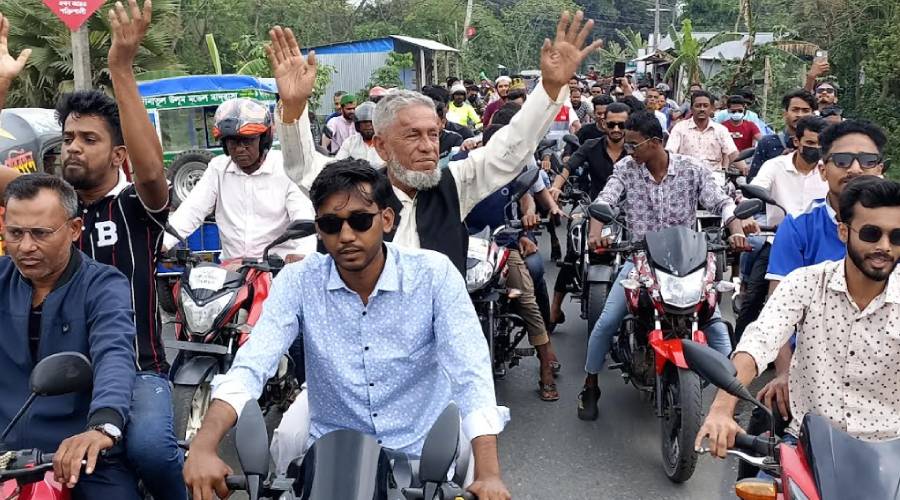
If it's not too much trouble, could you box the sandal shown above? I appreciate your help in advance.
[538,382,560,401]
[536,352,562,375]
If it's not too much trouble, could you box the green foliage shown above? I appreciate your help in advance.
[369,51,414,88]
[665,19,743,85]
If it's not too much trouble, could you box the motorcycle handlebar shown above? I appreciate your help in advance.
[733,433,773,456]
[225,475,247,490]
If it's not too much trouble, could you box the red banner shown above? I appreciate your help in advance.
[43,0,105,31]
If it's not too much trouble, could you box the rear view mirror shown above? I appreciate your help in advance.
[509,166,540,201]
[588,201,616,224]
[234,400,269,477]
[262,220,317,260]
[30,352,93,397]
[734,199,765,220]
[681,340,753,402]
[739,184,777,205]
[419,403,460,484]
[562,134,581,150]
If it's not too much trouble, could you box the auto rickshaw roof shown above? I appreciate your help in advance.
[137,75,278,97]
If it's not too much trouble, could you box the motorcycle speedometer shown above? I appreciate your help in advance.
[180,289,235,335]
[654,268,705,309]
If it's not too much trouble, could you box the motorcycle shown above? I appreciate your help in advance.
[166,220,317,442]
[588,201,735,483]
[224,401,475,500]
[683,339,900,500]
[466,166,542,378]
[0,353,95,500]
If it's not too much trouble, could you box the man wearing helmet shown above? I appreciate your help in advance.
[447,82,482,131]
[369,86,387,104]
[335,101,384,168]
[163,98,315,262]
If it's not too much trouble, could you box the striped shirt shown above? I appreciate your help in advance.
[77,173,169,373]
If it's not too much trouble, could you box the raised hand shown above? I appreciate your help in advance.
[107,0,152,70]
[0,13,31,84]
[540,11,603,98]
[267,27,317,123]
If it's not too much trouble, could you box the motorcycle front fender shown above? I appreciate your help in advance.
[586,264,616,284]
[172,354,220,386]
[648,330,689,374]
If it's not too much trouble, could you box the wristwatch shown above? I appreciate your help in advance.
[91,423,123,444]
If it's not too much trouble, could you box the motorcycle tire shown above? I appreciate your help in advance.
[586,282,609,334]
[173,383,240,470]
[660,367,703,483]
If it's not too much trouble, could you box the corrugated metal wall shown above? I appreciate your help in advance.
[313,52,390,117]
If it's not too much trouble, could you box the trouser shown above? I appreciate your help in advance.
[270,388,475,486]
[523,249,550,328]
[125,371,187,500]
[505,249,549,346]
[735,243,772,342]
[74,444,142,500]
[584,262,732,374]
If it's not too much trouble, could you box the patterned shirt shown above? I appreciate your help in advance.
[595,153,736,241]
[666,118,738,171]
[738,261,900,441]
[211,243,508,455]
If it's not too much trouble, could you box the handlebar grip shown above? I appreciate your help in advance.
[225,475,247,490]
[733,433,771,456]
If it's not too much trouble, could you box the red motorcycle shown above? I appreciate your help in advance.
[683,340,900,500]
[588,202,736,483]
[0,353,95,500]
[164,220,317,442]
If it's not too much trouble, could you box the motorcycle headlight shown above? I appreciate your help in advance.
[466,260,494,293]
[654,268,705,309]
[180,289,235,334]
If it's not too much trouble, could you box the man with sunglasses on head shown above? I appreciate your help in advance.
[184,159,512,500]
[697,176,900,458]
[576,110,750,420]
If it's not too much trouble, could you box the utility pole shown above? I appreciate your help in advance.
[72,25,92,91]
[460,0,474,53]
[653,0,661,54]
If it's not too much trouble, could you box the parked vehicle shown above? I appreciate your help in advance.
[0,353,94,500]
[224,400,474,500]
[0,108,63,176]
[588,201,735,483]
[684,339,900,500]
[466,167,542,378]
[167,220,316,442]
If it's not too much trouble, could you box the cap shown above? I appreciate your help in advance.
[340,94,356,106]
[450,83,467,95]
[495,76,512,86]
[655,83,670,92]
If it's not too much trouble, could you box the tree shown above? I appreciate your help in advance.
[595,41,629,74]
[664,19,742,85]
[0,0,181,106]
[369,51,414,88]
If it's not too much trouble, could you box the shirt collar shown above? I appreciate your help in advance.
[20,248,82,292]
[325,244,401,295]
[104,171,129,197]
[828,260,900,305]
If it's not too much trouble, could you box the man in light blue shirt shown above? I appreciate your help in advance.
[183,159,511,500]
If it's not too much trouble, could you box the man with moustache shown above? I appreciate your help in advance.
[747,90,816,181]
[482,75,512,126]
[335,101,384,168]
[666,90,743,180]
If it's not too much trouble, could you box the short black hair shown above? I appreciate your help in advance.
[605,102,631,115]
[446,77,459,88]
[422,85,450,104]
[819,120,887,156]
[794,115,828,140]
[591,82,603,89]
[592,95,614,107]
[56,91,124,146]
[491,102,522,126]
[690,90,713,106]
[839,176,900,225]
[507,89,526,101]
[463,79,475,86]
[625,110,664,140]
[739,88,755,101]
[3,172,78,218]
[727,95,746,107]
[309,159,394,212]
[482,123,504,145]
[781,89,816,111]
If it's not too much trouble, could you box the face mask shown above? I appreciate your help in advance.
[799,146,821,164]
[729,112,744,122]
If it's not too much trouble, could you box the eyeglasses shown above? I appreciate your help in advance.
[816,87,836,94]
[849,224,900,246]
[315,212,380,235]
[825,152,882,169]
[3,220,71,243]
[623,137,652,154]
[606,121,626,130]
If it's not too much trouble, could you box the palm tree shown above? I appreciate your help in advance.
[664,19,743,85]
[0,0,182,107]
[595,41,630,74]
[615,28,647,60]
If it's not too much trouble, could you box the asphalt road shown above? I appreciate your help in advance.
[164,229,768,500]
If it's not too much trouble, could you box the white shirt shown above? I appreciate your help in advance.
[750,152,828,226]
[276,82,569,249]
[738,261,900,441]
[335,133,385,168]
[164,150,316,260]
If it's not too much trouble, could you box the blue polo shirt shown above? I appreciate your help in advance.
[766,198,846,280]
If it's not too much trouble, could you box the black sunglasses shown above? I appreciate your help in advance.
[825,152,883,169]
[315,212,380,235]
[850,224,900,246]
[816,87,836,94]
[606,121,626,130]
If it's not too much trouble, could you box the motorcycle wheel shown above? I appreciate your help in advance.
[586,282,609,334]
[659,366,702,483]
[173,383,211,442]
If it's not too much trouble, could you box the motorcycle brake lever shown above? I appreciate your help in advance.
[697,447,772,469]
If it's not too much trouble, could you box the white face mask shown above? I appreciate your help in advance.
[729,111,744,122]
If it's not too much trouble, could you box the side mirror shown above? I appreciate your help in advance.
[562,133,581,150]
[509,166,540,201]
[734,199,765,220]
[735,147,756,163]
[262,220,317,261]
[165,223,189,249]
[739,184,777,206]
[233,400,269,500]
[588,201,616,224]
[31,352,93,397]
[681,340,753,402]
[418,403,460,487]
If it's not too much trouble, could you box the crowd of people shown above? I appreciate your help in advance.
[0,1,897,499]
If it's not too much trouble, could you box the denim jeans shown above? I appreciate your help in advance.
[125,372,187,500]
[585,262,732,374]
[72,449,142,500]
